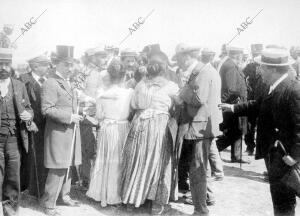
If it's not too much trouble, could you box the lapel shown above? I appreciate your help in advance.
[53,73,73,97]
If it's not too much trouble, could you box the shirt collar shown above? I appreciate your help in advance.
[0,78,10,84]
[187,60,198,74]
[268,73,288,94]
[56,71,68,81]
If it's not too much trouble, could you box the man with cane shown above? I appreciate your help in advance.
[40,46,83,216]
[219,47,300,215]
[19,54,50,199]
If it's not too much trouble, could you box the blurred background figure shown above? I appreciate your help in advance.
[120,48,138,82]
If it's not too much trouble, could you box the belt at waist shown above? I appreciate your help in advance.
[100,118,129,126]
[139,108,169,120]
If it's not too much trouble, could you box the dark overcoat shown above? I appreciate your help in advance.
[219,58,247,134]
[19,73,47,195]
[41,73,81,169]
[234,76,300,160]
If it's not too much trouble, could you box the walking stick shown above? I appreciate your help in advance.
[240,135,243,169]
[66,105,80,181]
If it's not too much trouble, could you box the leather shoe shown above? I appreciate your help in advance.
[231,158,250,164]
[44,208,61,216]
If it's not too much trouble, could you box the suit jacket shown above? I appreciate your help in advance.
[41,73,81,168]
[234,75,300,160]
[220,58,247,103]
[0,78,33,152]
[179,61,223,140]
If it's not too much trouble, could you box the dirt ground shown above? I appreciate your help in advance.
[19,148,300,216]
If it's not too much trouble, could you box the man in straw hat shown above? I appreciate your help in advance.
[19,54,51,199]
[120,48,138,82]
[172,43,222,216]
[219,47,300,215]
[40,45,83,216]
[0,45,34,215]
[217,46,249,164]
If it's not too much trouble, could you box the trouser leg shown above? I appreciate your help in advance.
[41,168,68,209]
[268,148,296,216]
[178,140,192,190]
[208,139,224,177]
[189,139,210,216]
[2,136,21,216]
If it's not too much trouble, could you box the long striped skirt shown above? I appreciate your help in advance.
[86,119,130,207]
[121,112,172,207]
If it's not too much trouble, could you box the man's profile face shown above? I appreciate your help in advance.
[93,54,107,68]
[259,65,272,85]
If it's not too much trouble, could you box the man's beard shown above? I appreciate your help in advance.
[0,69,11,80]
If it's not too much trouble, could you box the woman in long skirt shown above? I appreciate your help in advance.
[86,59,133,207]
[121,52,179,214]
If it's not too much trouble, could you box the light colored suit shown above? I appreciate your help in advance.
[42,73,81,169]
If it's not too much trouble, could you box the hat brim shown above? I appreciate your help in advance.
[254,56,295,66]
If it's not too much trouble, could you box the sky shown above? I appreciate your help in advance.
[1,0,300,65]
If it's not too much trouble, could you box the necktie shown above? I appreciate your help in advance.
[39,77,45,84]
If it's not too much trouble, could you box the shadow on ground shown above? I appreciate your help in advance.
[223,165,268,184]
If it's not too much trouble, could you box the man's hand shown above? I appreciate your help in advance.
[71,114,84,124]
[218,103,234,112]
[20,110,32,121]
[27,121,39,133]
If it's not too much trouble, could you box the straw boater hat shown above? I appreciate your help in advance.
[254,47,295,66]
[227,46,243,55]
[251,44,263,55]
[85,45,107,57]
[201,47,216,56]
[172,43,201,61]
[27,54,50,64]
[120,48,138,58]
[0,48,12,62]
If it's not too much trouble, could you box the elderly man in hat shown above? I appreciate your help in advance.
[19,54,50,198]
[120,48,138,82]
[0,47,33,215]
[172,43,223,216]
[220,47,300,216]
[242,44,264,155]
[200,48,224,181]
[40,45,83,216]
[216,46,249,163]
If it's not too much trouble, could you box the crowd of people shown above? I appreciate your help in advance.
[0,36,300,216]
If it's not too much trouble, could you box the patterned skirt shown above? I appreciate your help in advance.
[121,111,172,207]
[86,119,130,207]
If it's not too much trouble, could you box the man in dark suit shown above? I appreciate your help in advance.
[217,46,248,163]
[19,54,50,198]
[0,47,33,215]
[40,46,83,216]
[220,47,300,216]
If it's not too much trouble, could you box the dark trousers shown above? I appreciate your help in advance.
[267,148,296,216]
[182,139,211,216]
[0,134,21,216]
[244,117,256,150]
[41,168,72,209]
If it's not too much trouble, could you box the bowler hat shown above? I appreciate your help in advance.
[52,45,75,64]
[254,47,295,66]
